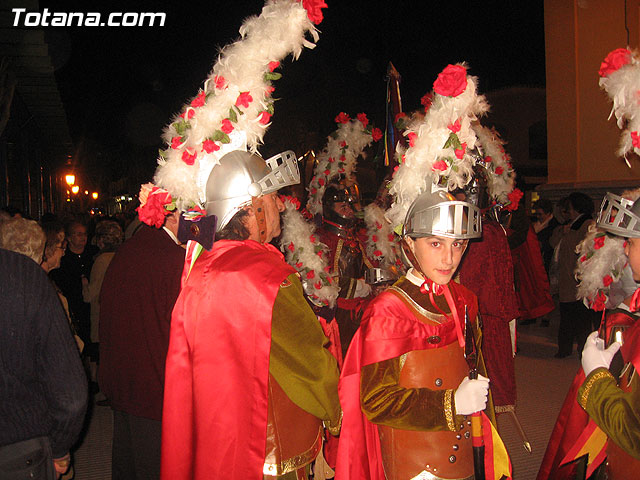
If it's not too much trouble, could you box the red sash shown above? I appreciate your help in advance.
[161,240,294,480]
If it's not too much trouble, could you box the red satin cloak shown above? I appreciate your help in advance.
[537,311,639,480]
[161,240,295,480]
[335,281,477,480]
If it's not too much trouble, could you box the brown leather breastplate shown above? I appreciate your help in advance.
[378,291,474,480]
[263,374,323,477]
[606,366,640,480]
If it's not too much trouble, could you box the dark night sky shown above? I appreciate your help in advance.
[36,0,546,190]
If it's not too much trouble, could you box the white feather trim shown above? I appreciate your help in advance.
[472,124,515,205]
[363,203,405,272]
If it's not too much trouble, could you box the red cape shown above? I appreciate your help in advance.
[161,240,294,480]
[537,311,639,480]
[335,281,477,480]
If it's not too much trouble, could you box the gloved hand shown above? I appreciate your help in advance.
[581,330,621,376]
[454,375,490,416]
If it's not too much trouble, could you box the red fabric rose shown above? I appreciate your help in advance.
[372,128,383,142]
[432,160,448,171]
[318,178,325,186]
[592,291,607,311]
[448,119,461,133]
[395,112,406,123]
[182,150,197,166]
[317,251,323,258]
[594,236,605,249]
[191,91,206,108]
[259,112,272,125]
[268,61,280,72]
[357,113,369,127]
[388,234,395,241]
[420,92,433,110]
[375,222,382,230]
[301,0,327,25]
[340,141,347,148]
[324,169,330,176]
[371,234,378,242]
[454,143,467,159]
[309,235,316,243]
[374,250,382,257]
[599,48,632,77]
[136,187,172,228]
[632,131,640,149]
[296,262,303,268]
[288,242,295,252]
[408,132,418,147]
[314,281,323,290]
[306,270,315,279]
[171,136,183,150]
[214,75,226,89]
[505,188,523,211]
[433,64,468,97]
[265,86,275,97]
[339,155,346,162]
[221,119,234,134]
[484,156,493,163]
[236,92,253,108]
[180,109,195,120]
[603,274,613,287]
[580,255,587,263]
[335,112,350,124]
[495,166,504,175]
[202,139,220,153]
[328,157,335,163]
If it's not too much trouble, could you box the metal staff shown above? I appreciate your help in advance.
[464,306,485,480]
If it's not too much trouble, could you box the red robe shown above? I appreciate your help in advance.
[537,311,640,480]
[161,240,294,480]
[335,280,477,480]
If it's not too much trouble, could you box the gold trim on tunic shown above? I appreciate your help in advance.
[579,370,613,408]
[444,389,456,432]
[262,427,323,476]
[388,286,447,323]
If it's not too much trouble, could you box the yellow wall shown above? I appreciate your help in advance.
[545,0,640,185]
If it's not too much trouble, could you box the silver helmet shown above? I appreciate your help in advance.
[596,192,640,238]
[205,149,300,231]
[403,188,482,240]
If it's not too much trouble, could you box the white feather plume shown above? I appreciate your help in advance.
[472,124,516,205]
[153,0,319,212]
[363,203,404,272]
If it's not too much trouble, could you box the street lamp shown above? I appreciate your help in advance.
[65,174,75,186]
[92,192,98,200]
[71,185,80,194]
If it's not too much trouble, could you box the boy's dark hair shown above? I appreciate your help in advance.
[215,208,250,241]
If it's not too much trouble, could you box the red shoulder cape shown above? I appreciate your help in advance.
[335,281,478,480]
[161,240,294,480]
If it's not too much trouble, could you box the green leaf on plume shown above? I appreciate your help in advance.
[451,165,459,172]
[267,103,275,115]
[443,133,461,150]
[228,108,238,123]
[165,202,176,211]
[173,120,191,136]
[158,149,167,160]
[212,130,231,144]
[264,72,282,82]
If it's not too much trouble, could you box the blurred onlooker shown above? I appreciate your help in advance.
[82,219,124,397]
[549,192,601,358]
[0,247,87,479]
[0,216,45,264]
[532,197,560,274]
[50,220,99,345]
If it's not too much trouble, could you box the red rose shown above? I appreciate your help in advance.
[357,113,369,127]
[236,92,253,108]
[374,250,382,256]
[339,155,346,162]
[328,157,335,163]
[314,281,323,289]
[202,139,220,153]
[395,112,406,123]
[495,166,504,175]
[388,234,395,241]
[375,222,382,230]
[484,156,493,163]
[318,178,325,186]
[603,274,613,287]
[295,262,303,268]
[302,0,328,25]
[306,270,315,279]
[408,132,418,147]
[433,64,468,97]
[592,291,607,311]
[309,235,316,243]
[506,188,524,211]
[454,143,466,159]
[268,61,280,72]
[190,91,206,108]
[371,234,378,242]
[288,242,295,252]
[580,255,587,263]
[182,150,197,166]
[265,86,275,97]
[221,119,234,134]
[136,187,172,228]
[372,127,383,142]
[317,251,323,258]
[335,112,350,124]
[214,75,226,89]
[432,160,448,171]
[171,136,183,149]
[259,111,272,125]
[599,48,632,77]
[448,120,461,133]
[632,131,640,149]
[594,236,605,249]
[180,109,195,120]
[420,92,433,110]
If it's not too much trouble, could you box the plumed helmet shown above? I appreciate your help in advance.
[205,149,299,231]
[403,188,482,240]
[597,192,640,238]
[322,183,356,227]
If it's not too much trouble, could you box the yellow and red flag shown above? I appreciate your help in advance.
[482,412,512,480]
[559,420,608,477]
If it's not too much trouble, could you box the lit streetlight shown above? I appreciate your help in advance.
[92,192,99,200]
[65,174,75,186]
[71,185,80,194]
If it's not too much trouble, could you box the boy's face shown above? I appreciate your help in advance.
[624,237,640,282]
[406,235,468,285]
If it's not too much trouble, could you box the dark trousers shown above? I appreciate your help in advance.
[112,410,161,480]
[557,301,599,356]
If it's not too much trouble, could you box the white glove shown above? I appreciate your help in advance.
[354,278,372,298]
[454,375,490,416]
[581,331,621,377]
